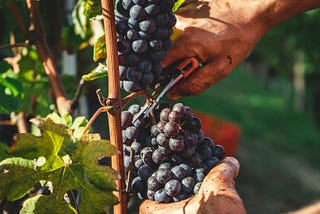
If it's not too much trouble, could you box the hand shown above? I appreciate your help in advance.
[164,0,320,99]
[139,157,246,214]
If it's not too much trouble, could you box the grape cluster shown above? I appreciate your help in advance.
[121,103,225,203]
[115,0,177,92]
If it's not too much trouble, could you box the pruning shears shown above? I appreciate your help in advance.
[132,57,202,124]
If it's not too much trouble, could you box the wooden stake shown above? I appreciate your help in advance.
[100,1,128,214]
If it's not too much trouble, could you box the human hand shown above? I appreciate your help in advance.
[139,157,246,214]
[164,0,266,99]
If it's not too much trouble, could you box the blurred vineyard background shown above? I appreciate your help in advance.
[1,1,320,213]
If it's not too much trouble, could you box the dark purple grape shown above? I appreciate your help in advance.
[126,29,139,41]
[158,162,172,170]
[164,121,179,137]
[128,17,139,28]
[119,66,128,79]
[138,59,152,73]
[130,5,147,21]
[122,0,134,10]
[132,39,148,54]
[141,147,155,165]
[156,132,168,147]
[169,137,185,152]
[128,104,141,115]
[179,163,192,176]
[147,175,162,191]
[150,49,166,62]
[134,158,144,169]
[164,179,181,197]
[121,111,133,128]
[152,148,167,164]
[138,31,151,39]
[151,62,163,76]
[172,103,186,115]
[181,176,196,193]
[184,131,199,147]
[168,111,180,123]
[116,19,129,34]
[154,27,169,39]
[181,146,196,158]
[115,0,129,16]
[147,190,155,200]
[162,38,173,51]
[190,152,203,167]
[191,117,202,131]
[171,165,188,180]
[138,164,154,180]
[205,156,219,169]
[131,176,145,193]
[131,140,142,154]
[156,121,166,132]
[159,0,173,11]
[144,4,160,16]
[150,125,159,136]
[197,130,204,143]
[170,153,183,164]
[160,108,171,121]
[202,137,215,151]
[117,39,131,54]
[139,18,157,33]
[213,145,225,160]
[154,189,171,203]
[149,39,163,50]
[156,13,169,26]
[167,12,177,27]
[197,144,212,159]
[140,73,154,87]
[124,155,131,168]
[193,182,202,194]
[125,126,140,140]
[194,169,206,182]
[156,168,172,184]
[126,67,142,82]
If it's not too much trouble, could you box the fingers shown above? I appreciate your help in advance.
[167,56,232,100]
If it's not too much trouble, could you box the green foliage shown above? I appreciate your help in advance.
[84,0,102,20]
[0,116,118,213]
[82,63,108,81]
[172,0,186,12]
[93,34,107,62]
[0,61,23,113]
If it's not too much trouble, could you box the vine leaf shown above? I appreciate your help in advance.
[82,63,108,81]
[0,117,118,213]
[93,35,106,62]
[84,0,102,20]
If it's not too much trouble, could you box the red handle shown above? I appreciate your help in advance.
[176,57,199,78]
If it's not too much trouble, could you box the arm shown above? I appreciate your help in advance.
[165,0,320,99]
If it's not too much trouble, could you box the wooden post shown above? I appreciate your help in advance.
[100,1,128,214]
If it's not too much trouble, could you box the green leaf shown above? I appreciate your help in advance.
[0,61,12,74]
[84,0,102,20]
[0,158,39,200]
[93,35,106,62]
[172,0,186,12]
[82,63,107,81]
[0,74,23,113]
[0,143,10,161]
[1,117,118,212]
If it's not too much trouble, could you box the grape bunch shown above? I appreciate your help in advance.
[121,103,226,203]
[115,0,177,92]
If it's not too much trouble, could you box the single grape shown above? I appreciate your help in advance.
[128,104,141,115]
[147,175,162,191]
[151,62,163,76]
[197,130,205,143]
[138,59,152,73]
[121,111,133,129]
[160,108,171,122]
[213,145,225,160]
[171,165,188,180]
[128,17,139,28]
[131,140,142,154]
[140,73,154,87]
[141,147,155,166]
[173,192,188,202]
[205,156,219,169]
[154,189,171,203]
[115,0,129,16]
[150,49,166,62]
[139,18,157,33]
[152,148,167,164]
[164,179,181,197]
[169,137,185,152]
[122,0,134,10]
[193,182,202,194]
[197,144,212,160]
[164,121,179,137]
[162,38,173,51]
[124,155,131,168]
[190,152,203,167]
[181,176,196,193]
[156,168,173,185]
[133,0,146,5]
[147,190,155,200]
[156,13,169,26]
[167,12,177,27]
[156,132,168,147]
[191,117,202,131]
[158,162,172,170]
[154,27,169,39]
[156,121,167,132]
[181,146,196,158]
[138,164,154,181]
[170,153,183,164]
[134,158,144,169]
[126,29,139,41]
[184,131,199,147]
[138,31,151,39]
[149,39,163,50]
[159,0,173,11]
[130,5,147,21]
[168,111,181,123]
[132,39,148,54]
[179,163,192,176]
[119,66,128,79]
[144,4,160,16]
[116,19,129,34]
[131,176,145,193]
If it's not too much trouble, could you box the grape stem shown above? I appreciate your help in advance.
[121,90,153,109]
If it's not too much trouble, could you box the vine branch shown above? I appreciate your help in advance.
[101,1,128,213]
